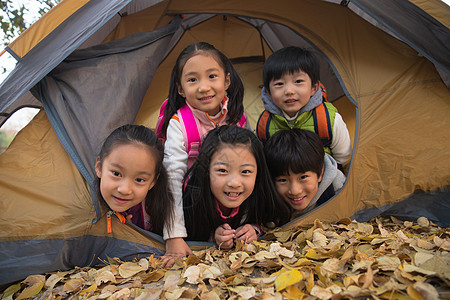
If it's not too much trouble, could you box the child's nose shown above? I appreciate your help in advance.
[284,83,295,94]
[288,182,302,195]
[227,174,242,188]
[198,79,210,92]
[117,179,132,194]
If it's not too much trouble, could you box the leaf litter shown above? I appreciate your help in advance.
[1,216,449,299]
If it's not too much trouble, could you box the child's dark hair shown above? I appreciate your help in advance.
[161,42,245,137]
[97,124,173,235]
[264,129,325,179]
[263,46,320,92]
[183,125,290,241]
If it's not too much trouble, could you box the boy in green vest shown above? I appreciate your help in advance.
[264,128,346,219]
[257,46,351,167]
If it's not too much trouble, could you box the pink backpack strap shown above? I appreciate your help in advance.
[238,111,248,128]
[178,104,201,161]
[155,99,168,141]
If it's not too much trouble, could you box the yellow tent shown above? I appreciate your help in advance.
[0,0,449,285]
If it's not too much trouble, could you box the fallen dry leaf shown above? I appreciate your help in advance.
[95,270,116,285]
[417,217,430,227]
[61,278,83,294]
[269,242,294,258]
[44,271,68,289]
[412,281,440,300]
[414,251,434,266]
[417,238,436,250]
[274,269,303,292]
[15,275,45,300]
[183,265,200,284]
[1,283,20,300]
[118,261,146,278]
[79,283,97,297]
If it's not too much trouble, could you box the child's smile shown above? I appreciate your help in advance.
[225,192,242,198]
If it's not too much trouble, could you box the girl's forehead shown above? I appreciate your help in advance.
[107,142,153,158]
[183,52,223,70]
[211,144,254,162]
[104,143,157,171]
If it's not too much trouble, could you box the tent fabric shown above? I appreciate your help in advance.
[351,0,450,75]
[410,0,450,28]
[0,0,449,286]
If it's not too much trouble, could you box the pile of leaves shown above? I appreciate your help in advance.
[1,216,449,299]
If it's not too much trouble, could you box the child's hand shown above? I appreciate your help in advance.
[125,214,133,222]
[161,237,192,268]
[215,223,235,249]
[235,224,257,244]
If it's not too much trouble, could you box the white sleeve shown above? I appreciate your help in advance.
[162,118,189,240]
[330,113,352,165]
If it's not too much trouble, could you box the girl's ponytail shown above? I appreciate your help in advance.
[223,58,244,125]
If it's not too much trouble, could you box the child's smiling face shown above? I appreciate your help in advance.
[274,169,322,211]
[209,145,257,216]
[95,143,157,212]
[268,70,318,118]
[177,53,230,116]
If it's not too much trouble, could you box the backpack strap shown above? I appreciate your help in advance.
[178,104,201,159]
[155,99,201,159]
[256,110,272,143]
[238,112,247,127]
[313,101,333,148]
[318,81,329,102]
[155,99,168,142]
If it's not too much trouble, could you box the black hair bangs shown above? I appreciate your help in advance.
[266,142,322,178]
[265,129,324,178]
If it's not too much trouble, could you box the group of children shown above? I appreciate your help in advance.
[95,42,351,266]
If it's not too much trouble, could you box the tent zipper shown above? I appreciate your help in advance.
[107,210,126,233]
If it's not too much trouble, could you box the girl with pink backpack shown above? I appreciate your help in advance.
[156,42,248,267]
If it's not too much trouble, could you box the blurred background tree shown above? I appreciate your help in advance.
[1,0,60,45]
[1,0,60,72]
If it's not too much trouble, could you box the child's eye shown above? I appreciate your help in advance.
[135,178,146,183]
[209,74,218,79]
[295,79,304,84]
[242,169,252,175]
[187,77,197,83]
[217,168,227,173]
[112,171,121,177]
[275,177,287,183]
[273,82,283,86]
[299,175,309,180]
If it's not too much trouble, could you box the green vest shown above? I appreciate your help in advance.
[257,102,337,155]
